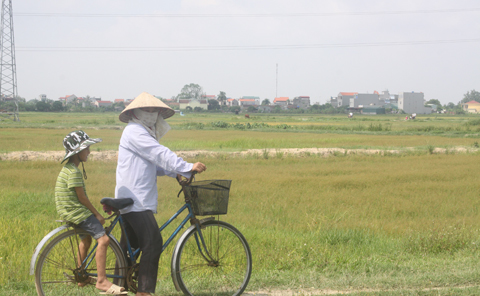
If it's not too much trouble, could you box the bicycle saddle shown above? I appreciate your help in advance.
[100,197,134,210]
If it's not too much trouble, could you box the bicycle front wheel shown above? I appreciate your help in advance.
[34,229,127,296]
[172,220,252,296]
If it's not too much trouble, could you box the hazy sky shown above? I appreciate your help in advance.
[12,0,480,105]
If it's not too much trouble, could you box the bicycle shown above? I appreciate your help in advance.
[30,175,252,296]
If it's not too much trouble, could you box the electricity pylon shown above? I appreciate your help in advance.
[0,0,19,121]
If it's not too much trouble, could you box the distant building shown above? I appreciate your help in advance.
[76,97,85,106]
[38,94,47,101]
[240,96,260,106]
[292,96,310,109]
[462,100,480,113]
[329,97,338,106]
[179,98,208,110]
[238,98,257,106]
[378,90,391,102]
[95,100,113,108]
[362,106,386,115]
[335,92,357,108]
[257,105,274,113]
[273,97,289,105]
[226,98,239,107]
[58,94,77,104]
[202,95,216,101]
[167,102,180,110]
[350,93,384,108]
[398,92,431,114]
[273,97,290,110]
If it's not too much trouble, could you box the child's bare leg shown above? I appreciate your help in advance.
[77,236,92,287]
[95,234,125,292]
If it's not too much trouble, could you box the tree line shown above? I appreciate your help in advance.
[1,85,479,114]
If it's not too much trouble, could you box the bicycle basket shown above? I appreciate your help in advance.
[184,180,232,215]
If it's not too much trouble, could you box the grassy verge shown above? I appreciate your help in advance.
[2,153,480,294]
[1,127,479,153]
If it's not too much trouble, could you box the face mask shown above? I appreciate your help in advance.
[133,108,158,127]
[155,115,171,140]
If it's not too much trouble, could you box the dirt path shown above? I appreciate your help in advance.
[0,147,476,162]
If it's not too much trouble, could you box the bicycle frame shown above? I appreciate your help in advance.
[78,200,215,280]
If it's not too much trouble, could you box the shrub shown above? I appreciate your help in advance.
[211,121,230,128]
[405,225,473,255]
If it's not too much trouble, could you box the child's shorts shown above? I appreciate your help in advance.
[77,214,106,240]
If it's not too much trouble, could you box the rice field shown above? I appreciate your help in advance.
[2,112,480,295]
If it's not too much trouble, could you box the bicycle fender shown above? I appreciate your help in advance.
[29,225,69,275]
[170,217,215,291]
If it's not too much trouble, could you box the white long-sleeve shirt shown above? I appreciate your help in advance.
[115,122,193,214]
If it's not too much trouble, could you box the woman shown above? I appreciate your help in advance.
[115,92,206,296]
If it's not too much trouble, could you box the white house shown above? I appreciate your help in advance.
[179,99,209,110]
[398,92,431,114]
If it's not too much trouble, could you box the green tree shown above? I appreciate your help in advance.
[446,102,456,109]
[83,96,94,107]
[426,99,442,106]
[36,101,51,112]
[113,102,125,111]
[208,99,220,111]
[461,90,480,103]
[425,99,443,111]
[217,91,227,104]
[261,99,270,105]
[177,83,205,100]
[247,106,257,113]
[229,106,240,113]
[72,97,78,107]
[272,105,282,113]
[51,101,64,112]
[25,99,38,111]
[308,103,339,114]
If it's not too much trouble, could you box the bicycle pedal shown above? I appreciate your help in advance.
[63,272,75,281]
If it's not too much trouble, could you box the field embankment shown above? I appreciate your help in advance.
[0,146,478,162]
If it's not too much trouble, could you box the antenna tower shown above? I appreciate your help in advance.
[0,0,18,121]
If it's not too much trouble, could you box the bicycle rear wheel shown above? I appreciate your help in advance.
[172,220,252,296]
[34,229,127,296]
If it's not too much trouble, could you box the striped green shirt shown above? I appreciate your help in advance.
[55,163,91,224]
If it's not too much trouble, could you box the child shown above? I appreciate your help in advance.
[55,130,127,295]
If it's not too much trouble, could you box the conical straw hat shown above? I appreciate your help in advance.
[119,92,175,123]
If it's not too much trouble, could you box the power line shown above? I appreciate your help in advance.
[16,38,480,52]
[13,8,480,18]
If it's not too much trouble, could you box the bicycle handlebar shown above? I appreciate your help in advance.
[176,171,197,186]
[176,171,197,198]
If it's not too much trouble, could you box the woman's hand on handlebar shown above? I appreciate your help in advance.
[191,162,207,174]
[176,162,206,186]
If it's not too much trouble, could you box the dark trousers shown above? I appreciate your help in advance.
[120,210,163,293]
